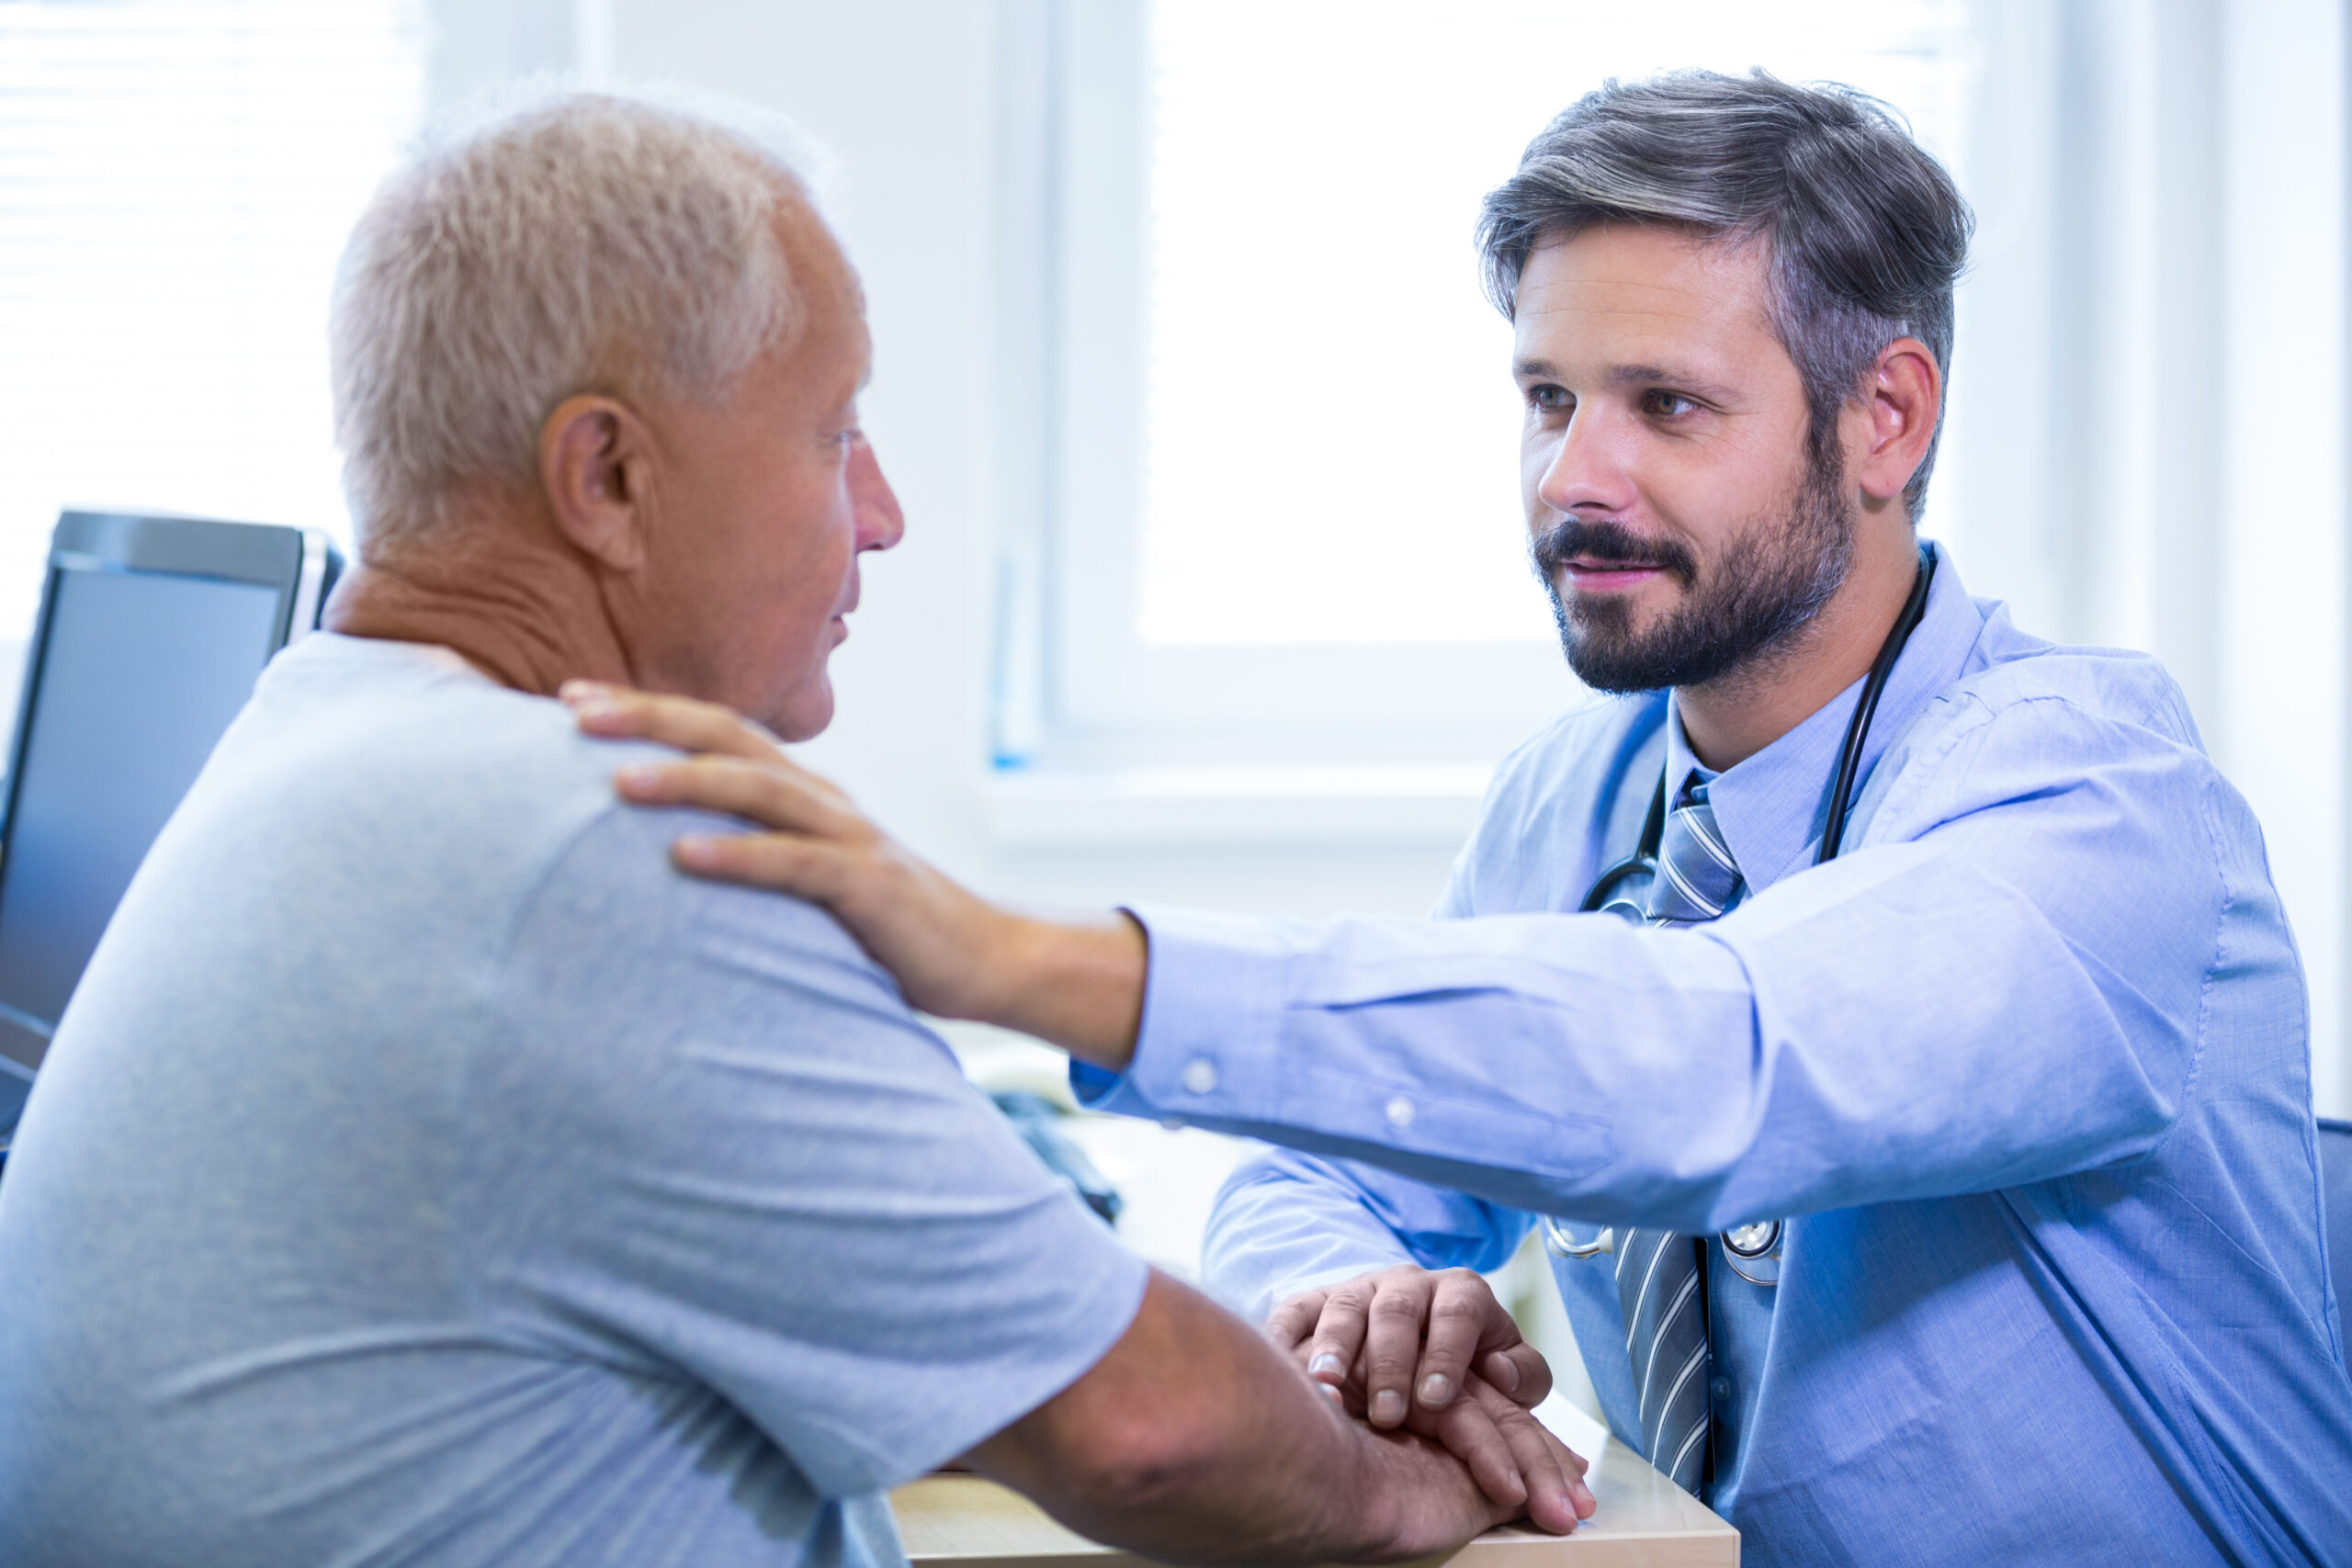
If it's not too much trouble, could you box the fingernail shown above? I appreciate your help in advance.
[1418,1372,1453,1405]
[1487,1353,1520,1393]
[615,765,662,791]
[1317,1382,1344,1404]
[1369,1390,1405,1426]
[558,680,606,703]
[1308,1353,1343,1380]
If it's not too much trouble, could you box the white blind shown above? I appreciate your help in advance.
[1139,0,1973,647]
[0,0,425,641]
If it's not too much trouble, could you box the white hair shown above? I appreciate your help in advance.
[329,82,831,549]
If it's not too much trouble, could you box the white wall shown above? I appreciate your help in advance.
[2219,0,2350,1122]
[1946,0,2351,1117]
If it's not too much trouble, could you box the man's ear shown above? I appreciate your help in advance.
[1852,337,1942,506]
[538,393,653,570]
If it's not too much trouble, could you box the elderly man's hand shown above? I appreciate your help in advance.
[1372,1372,1590,1533]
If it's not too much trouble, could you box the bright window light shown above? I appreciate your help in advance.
[1140,0,1971,647]
[0,1,425,641]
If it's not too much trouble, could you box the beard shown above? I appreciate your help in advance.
[1530,452,1854,694]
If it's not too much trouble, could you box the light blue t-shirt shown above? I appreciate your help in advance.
[0,633,1148,1568]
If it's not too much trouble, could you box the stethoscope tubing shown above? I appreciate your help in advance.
[1544,545,1939,1289]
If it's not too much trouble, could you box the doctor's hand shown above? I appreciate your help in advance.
[1269,1265,1554,1424]
[561,682,1148,1067]
[1268,1266,1585,1529]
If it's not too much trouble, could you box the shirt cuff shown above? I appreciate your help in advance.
[1071,904,1293,1126]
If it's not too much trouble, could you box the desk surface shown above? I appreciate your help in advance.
[891,1397,1736,1568]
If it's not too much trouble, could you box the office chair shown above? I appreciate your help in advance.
[2322,1119,2352,1344]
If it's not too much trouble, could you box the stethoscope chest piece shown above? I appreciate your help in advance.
[1541,1216,1614,1260]
[1720,1219,1783,1285]
[1544,547,1939,1297]
[1542,1214,1785,1283]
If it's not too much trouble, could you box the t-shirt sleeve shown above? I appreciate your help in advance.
[461,807,1149,1499]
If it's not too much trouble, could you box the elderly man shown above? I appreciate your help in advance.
[0,92,1589,1567]
[573,73,2352,1567]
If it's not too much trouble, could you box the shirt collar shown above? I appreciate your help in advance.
[1662,542,1985,892]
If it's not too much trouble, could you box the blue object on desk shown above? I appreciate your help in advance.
[0,512,340,1140]
[989,1091,1122,1225]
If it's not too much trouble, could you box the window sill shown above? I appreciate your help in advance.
[982,762,1491,848]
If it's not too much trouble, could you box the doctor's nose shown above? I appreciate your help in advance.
[1532,412,1638,518]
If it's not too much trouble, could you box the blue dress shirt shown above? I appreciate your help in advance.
[1078,548,2352,1566]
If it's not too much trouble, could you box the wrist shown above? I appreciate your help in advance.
[986,911,1147,1072]
[1346,1427,1469,1562]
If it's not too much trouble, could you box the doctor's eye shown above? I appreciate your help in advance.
[1642,389,1701,419]
[1526,384,1573,413]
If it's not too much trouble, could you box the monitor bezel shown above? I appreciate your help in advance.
[0,511,333,1082]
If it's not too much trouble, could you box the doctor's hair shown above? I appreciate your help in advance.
[1476,69,1973,520]
[329,82,831,551]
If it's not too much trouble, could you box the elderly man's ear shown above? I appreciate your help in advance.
[538,393,654,570]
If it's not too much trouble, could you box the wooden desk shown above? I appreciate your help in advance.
[891,1397,1736,1567]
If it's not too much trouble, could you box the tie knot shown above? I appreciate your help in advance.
[1645,771,1744,925]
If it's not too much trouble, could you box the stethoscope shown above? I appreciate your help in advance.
[1542,544,1939,1288]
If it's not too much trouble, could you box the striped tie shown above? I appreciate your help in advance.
[1608,772,1744,1495]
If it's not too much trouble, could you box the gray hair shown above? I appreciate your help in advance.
[1476,70,1973,518]
[330,85,828,548]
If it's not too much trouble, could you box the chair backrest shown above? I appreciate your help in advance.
[2320,1118,2352,1344]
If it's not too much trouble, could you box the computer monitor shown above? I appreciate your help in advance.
[0,512,340,1134]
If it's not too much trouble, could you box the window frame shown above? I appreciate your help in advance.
[991,0,1580,775]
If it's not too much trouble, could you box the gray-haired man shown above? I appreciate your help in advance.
[0,90,1589,1567]
[573,73,2352,1566]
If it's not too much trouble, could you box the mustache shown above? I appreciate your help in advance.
[1531,517,1699,588]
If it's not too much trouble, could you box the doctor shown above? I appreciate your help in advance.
[570,71,2352,1566]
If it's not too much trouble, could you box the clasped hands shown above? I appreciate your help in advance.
[1268,1264,1591,1531]
[560,681,1595,1531]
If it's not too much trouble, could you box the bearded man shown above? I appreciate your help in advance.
[573,72,2352,1565]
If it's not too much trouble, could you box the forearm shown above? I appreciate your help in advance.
[969,910,1147,1072]
[1205,1151,1526,1323]
[961,1272,1482,1565]
[1105,856,2188,1230]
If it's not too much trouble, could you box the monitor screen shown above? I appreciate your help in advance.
[0,564,284,1077]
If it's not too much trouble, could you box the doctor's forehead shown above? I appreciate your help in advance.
[1510,225,1781,379]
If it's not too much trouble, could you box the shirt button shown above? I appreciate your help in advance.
[1181,1059,1218,1095]
[1710,1377,1731,1404]
[1385,1095,1416,1129]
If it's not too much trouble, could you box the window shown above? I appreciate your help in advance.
[1001,0,1975,773]
[0,0,426,645]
